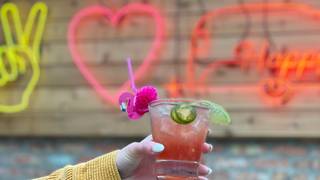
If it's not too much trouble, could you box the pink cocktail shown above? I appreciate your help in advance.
[149,99,209,179]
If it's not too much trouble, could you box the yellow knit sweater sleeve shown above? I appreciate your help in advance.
[34,150,121,180]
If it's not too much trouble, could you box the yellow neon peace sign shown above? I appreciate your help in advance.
[0,2,47,113]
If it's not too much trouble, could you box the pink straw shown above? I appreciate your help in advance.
[127,57,137,92]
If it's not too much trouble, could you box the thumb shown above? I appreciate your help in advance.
[116,136,164,178]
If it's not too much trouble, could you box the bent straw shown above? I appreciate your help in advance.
[127,57,137,92]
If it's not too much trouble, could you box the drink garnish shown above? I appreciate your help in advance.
[170,103,197,124]
[119,58,231,125]
[119,86,158,120]
[118,58,158,120]
[196,100,231,125]
[134,86,158,115]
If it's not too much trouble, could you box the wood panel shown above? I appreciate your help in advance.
[2,87,320,111]
[0,0,319,137]
[41,10,320,42]
[41,34,320,66]
[0,110,319,137]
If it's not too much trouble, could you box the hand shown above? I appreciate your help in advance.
[116,135,213,180]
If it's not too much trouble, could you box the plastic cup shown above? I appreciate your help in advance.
[149,99,209,179]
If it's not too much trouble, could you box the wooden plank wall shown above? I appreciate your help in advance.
[0,0,319,137]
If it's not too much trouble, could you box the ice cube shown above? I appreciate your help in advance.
[158,104,173,117]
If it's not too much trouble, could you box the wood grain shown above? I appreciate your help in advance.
[0,0,319,137]
[0,110,319,137]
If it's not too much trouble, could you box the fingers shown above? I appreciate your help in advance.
[138,140,165,156]
[116,140,164,178]
[141,135,167,154]
[138,135,213,179]
[203,128,213,154]
[124,137,164,159]
[202,143,213,153]
[141,134,153,143]
[198,164,213,177]
[198,176,209,180]
[144,134,212,154]
[140,135,164,155]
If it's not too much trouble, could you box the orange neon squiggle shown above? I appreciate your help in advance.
[190,3,320,84]
[170,2,320,105]
[231,49,320,81]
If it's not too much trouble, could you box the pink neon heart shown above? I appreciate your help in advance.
[68,4,165,106]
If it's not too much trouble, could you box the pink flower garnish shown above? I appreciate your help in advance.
[134,86,158,115]
[119,86,158,120]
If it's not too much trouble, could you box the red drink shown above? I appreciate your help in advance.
[149,99,209,179]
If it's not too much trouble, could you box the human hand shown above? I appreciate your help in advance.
[116,135,213,180]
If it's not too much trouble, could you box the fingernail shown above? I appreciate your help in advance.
[207,167,213,175]
[199,177,208,180]
[152,143,164,153]
[209,144,213,152]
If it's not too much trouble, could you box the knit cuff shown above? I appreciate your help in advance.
[76,150,121,180]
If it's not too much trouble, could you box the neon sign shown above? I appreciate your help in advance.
[0,2,47,113]
[68,3,165,106]
[166,3,320,106]
[232,41,320,78]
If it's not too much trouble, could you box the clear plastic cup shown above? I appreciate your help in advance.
[149,99,209,179]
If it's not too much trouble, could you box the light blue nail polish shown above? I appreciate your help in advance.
[152,143,165,153]
[207,167,213,175]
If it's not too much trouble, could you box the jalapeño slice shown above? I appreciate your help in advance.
[170,103,197,124]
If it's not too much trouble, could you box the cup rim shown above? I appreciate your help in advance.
[148,98,211,110]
